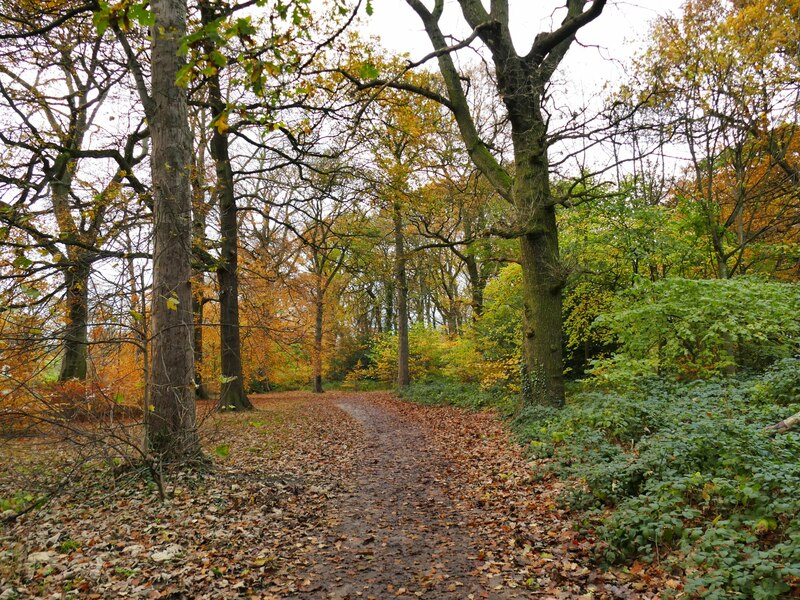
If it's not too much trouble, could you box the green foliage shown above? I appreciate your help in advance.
[213,444,230,459]
[400,378,515,414]
[440,335,483,384]
[367,324,447,383]
[593,277,800,381]
[752,357,800,406]
[515,374,800,597]
[474,264,522,364]
[0,490,38,513]
[58,540,80,554]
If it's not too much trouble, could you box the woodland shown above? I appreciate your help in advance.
[0,0,799,598]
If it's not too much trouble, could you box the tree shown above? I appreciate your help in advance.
[623,0,800,279]
[145,0,200,460]
[358,71,451,387]
[385,0,608,406]
[0,6,149,383]
[197,0,252,411]
[293,169,357,394]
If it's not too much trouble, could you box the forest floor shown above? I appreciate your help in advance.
[0,391,679,599]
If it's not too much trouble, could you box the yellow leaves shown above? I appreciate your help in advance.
[165,294,180,311]
[213,112,230,135]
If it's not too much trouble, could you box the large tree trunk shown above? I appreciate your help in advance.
[200,0,252,412]
[514,134,565,408]
[393,202,410,387]
[312,292,324,394]
[58,259,90,381]
[147,0,200,461]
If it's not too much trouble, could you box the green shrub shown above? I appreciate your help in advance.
[401,378,516,414]
[752,357,800,406]
[367,324,448,383]
[516,375,800,597]
[593,277,800,381]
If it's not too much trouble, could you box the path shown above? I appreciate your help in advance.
[290,397,522,598]
[1,391,664,599]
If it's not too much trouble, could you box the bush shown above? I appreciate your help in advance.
[593,277,800,381]
[752,357,800,406]
[515,375,800,597]
[367,324,448,383]
[401,378,516,414]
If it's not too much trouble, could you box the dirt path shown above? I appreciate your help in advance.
[289,397,522,598]
[1,391,665,599]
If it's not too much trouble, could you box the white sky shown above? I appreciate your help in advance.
[361,0,686,95]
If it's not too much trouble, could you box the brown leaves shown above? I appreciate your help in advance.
[0,391,681,598]
[0,393,361,598]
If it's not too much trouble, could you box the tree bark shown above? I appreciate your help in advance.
[464,253,484,319]
[199,0,252,412]
[147,0,201,461]
[192,294,210,400]
[313,293,324,393]
[384,279,394,333]
[515,137,566,407]
[766,410,800,434]
[393,201,410,387]
[191,127,210,400]
[58,259,90,381]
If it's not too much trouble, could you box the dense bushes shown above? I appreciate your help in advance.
[592,277,800,382]
[515,368,800,597]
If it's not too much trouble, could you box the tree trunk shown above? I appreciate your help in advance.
[313,293,324,393]
[393,202,410,387]
[199,0,252,412]
[514,135,565,408]
[465,254,484,319]
[147,0,201,461]
[384,280,394,333]
[191,130,210,400]
[192,294,210,400]
[58,260,90,381]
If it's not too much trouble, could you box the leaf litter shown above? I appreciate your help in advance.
[0,391,679,598]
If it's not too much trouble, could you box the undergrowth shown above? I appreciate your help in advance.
[400,378,517,415]
[514,359,800,598]
[401,359,800,598]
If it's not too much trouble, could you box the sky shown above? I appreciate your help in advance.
[360,0,686,95]
[357,0,690,175]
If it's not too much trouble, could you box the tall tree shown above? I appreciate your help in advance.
[197,0,252,410]
[0,5,149,382]
[623,0,800,279]
[146,0,200,459]
[399,0,607,406]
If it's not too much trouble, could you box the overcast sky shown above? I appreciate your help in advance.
[360,0,686,95]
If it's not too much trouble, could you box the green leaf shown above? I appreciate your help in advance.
[128,4,155,27]
[213,444,230,458]
[21,286,40,300]
[359,62,379,80]
[12,255,32,269]
[210,49,227,68]
[93,9,110,36]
